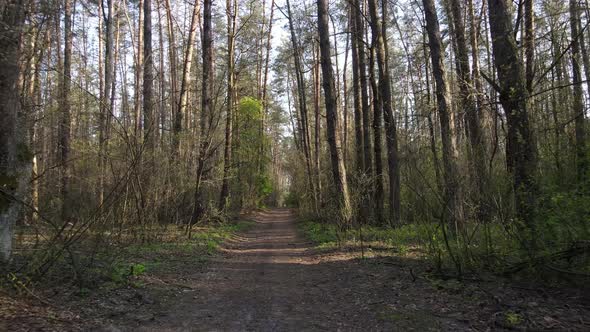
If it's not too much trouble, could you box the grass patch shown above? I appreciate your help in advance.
[105,219,255,285]
[297,219,429,254]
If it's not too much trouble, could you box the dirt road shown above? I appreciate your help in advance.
[112,208,404,331]
[100,209,588,331]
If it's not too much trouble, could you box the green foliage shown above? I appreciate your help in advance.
[298,219,432,251]
[238,97,263,120]
[131,263,146,276]
[108,221,255,284]
[109,263,146,284]
[537,190,590,246]
[234,97,274,208]
[298,221,340,245]
[284,191,299,207]
[504,311,523,326]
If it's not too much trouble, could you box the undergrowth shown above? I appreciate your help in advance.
[297,216,590,280]
[297,220,428,252]
[1,220,255,294]
[105,220,255,284]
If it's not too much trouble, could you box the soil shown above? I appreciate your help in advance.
[2,209,589,331]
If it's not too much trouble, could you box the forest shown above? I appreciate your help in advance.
[1,0,589,330]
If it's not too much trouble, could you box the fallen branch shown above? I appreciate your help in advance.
[545,264,590,278]
[502,243,590,275]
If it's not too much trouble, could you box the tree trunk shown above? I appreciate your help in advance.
[367,0,401,225]
[488,0,537,232]
[260,0,275,165]
[524,0,534,92]
[219,0,236,211]
[369,44,385,225]
[0,0,27,262]
[193,0,213,224]
[423,0,464,230]
[317,0,352,225]
[313,43,322,207]
[286,0,317,212]
[143,0,155,148]
[175,0,199,157]
[99,0,115,206]
[448,0,488,221]
[570,0,588,182]
[350,6,364,175]
[59,0,73,222]
[135,0,144,136]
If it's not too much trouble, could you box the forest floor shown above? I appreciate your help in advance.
[2,208,590,331]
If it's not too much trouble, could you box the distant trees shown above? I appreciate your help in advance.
[234,97,273,208]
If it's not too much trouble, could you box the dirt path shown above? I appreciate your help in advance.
[99,209,589,332]
[109,208,399,331]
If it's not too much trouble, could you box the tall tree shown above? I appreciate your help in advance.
[524,0,535,92]
[570,0,588,181]
[193,0,213,223]
[175,0,200,156]
[143,0,155,148]
[423,0,464,229]
[317,0,352,224]
[285,0,317,212]
[59,0,73,221]
[488,0,537,232]
[367,0,401,225]
[350,0,375,222]
[261,0,275,148]
[448,0,488,221]
[99,0,116,205]
[134,0,144,136]
[220,0,237,211]
[0,0,27,262]
[369,43,385,226]
[350,5,364,175]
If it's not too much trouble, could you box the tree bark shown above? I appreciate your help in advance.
[143,0,155,148]
[488,0,537,232]
[286,0,317,212]
[369,43,385,225]
[317,0,352,224]
[313,42,322,207]
[367,0,401,225]
[193,0,213,223]
[99,0,116,206]
[448,0,488,221]
[569,0,588,181]
[59,0,73,222]
[175,0,199,156]
[350,6,365,175]
[260,0,275,164]
[135,0,144,136]
[524,0,534,92]
[219,0,236,211]
[423,0,464,230]
[0,0,27,262]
